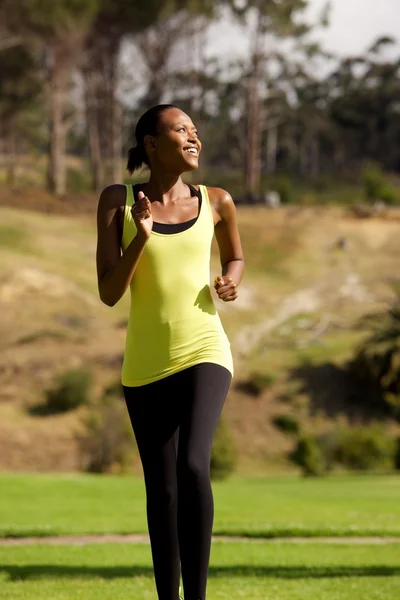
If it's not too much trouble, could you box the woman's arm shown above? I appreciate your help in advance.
[96,185,149,307]
[208,187,244,302]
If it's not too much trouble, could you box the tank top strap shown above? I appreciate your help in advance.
[125,184,134,209]
[198,185,214,229]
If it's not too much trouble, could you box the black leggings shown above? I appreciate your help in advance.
[123,362,232,600]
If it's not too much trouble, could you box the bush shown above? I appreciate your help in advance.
[42,367,92,414]
[66,166,91,193]
[210,417,238,481]
[289,435,327,477]
[362,162,399,205]
[77,395,135,474]
[236,372,276,397]
[263,176,294,204]
[335,425,396,472]
[395,437,400,471]
[290,426,397,477]
[272,414,300,435]
[351,302,400,418]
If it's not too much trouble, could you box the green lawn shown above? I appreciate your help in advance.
[1,473,400,538]
[0,541,399,599]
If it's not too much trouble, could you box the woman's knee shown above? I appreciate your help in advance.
[177,452,210,486]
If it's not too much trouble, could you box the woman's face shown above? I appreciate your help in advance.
[145,107,202,173]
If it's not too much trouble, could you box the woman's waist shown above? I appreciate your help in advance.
[126,311,225,337]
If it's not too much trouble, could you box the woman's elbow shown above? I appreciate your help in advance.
[98,285,117,307]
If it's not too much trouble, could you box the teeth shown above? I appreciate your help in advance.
[185,148,198,155]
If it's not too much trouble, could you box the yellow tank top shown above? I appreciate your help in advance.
[121,184,233,387]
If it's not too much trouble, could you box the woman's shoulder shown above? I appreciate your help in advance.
[197,185,234,212]
[98,184,127,207]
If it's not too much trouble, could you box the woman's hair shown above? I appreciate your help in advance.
[127,104,178,174]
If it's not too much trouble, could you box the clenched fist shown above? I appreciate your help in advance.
[132,191,153,239]
[214,275,238,302]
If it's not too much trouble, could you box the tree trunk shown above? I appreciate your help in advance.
[46,43,68,197]
[84,69,103,191]
[111,96,122,183]
[310,136,319,177]
[245,18,263,197]
[266,123,278,175]
[5,131,16,187]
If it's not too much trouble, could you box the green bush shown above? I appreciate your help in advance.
[289,435,327,477]
[236,372,276,397]
[263,176,294,204]
[104,380,124,399]
[395,437,400,471]
[362,162,399,205]
[43,367,92,414]
[210,417,238,481]
[335,425,396,472]
[351,302,400,418]
[66,166,91,194]
[272,414,300,435]
[77,395,135,474]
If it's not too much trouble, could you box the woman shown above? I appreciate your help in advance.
[96,104,244,600]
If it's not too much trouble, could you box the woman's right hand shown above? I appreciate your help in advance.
[131,191,153,240]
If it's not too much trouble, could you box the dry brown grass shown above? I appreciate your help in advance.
[1,188,400,473]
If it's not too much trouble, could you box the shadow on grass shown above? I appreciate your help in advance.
[1,564,399,581]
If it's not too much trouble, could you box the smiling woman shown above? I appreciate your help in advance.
[95,104,244,600]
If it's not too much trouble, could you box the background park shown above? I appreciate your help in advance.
[1,0,400,598]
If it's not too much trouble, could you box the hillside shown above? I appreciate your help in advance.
[1,188,400,474]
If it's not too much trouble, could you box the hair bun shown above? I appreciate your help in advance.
[127,145,145,175]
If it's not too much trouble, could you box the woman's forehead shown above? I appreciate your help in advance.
[160,108,194,128]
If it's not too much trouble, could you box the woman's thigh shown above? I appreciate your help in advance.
[177,363,232,465]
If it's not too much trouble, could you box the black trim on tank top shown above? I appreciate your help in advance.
[133,184,202,234]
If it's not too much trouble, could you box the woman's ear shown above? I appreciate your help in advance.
[144,134,156,153]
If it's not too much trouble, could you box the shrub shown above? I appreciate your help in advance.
[77,395,135,474]
[210,418,238,481]
[289,435,327,477]
[66,166,91,193]
[42,367,92,414]
[351,302,400,418]
[263,175,294,204]
[395,437,400,471]
[273,414,300,435]
[334,425,396,472]
[362,162,399,205]
[236,372,276,397]
[104,380,124,399]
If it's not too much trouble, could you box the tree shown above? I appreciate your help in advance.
[0,45,42,185]
[2,0,100,196]
[228,0,316,195]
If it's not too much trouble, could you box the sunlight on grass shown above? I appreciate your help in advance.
[1,474,400,538]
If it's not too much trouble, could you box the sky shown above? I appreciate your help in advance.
[206,0,400,63]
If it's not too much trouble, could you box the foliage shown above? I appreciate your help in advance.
[263,176,294,204]
[351,302,400,418]
[77,394,134,474]
[210,417,237,480]
[362,162,399,205]
[236,372,276,397]
[290,426,397,476]
[40,367,92,414]
[334,425,396,472]
[289,435,327,477]
[272,414,300,435]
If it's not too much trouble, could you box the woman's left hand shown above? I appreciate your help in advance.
[214,275,238,302]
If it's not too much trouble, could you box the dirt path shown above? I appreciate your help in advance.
[1,534,399,546]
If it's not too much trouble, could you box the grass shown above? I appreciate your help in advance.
[0,541,399,599]
[1,473,400,538]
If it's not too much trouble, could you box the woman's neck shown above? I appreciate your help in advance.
[145,172,188,205]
